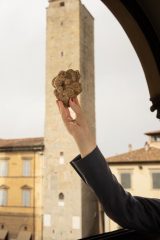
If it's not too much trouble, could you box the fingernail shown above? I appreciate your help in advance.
[70,98,75,104]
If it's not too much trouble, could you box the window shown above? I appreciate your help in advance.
[59,152,64,164]
[0,188,8,206]
[59,192,64,200]
[60,2,65,7]
[152,172,160,189]
[58,192,64,206]
[22,159,31,176]
[0,160,8,177]
[120,173,131,189]
[151,136,160,142]
[72,216,80,229]
[22,188,31,207]
[43,214,51,227]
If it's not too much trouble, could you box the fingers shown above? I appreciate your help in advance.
[72,97,80,106]
[56,98,82,127]
[69,98,81,116]
[57,100,73,122]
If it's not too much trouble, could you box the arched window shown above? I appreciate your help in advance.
[59,192,64,200]
[19,224,28,231]
[59,152,64,165]
[58,192,64,206]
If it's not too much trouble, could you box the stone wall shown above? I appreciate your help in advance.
[43,0,99,239]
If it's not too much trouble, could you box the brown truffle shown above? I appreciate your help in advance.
[52,69,82,107]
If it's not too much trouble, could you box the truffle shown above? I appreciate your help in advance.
[52,69,82,107]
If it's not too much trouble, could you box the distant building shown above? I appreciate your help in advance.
[0,138,44,240]
[145,130,160,149]
[105,131,160,231]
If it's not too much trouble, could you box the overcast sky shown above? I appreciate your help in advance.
[0,0,159,157]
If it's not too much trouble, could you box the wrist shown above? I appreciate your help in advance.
[76,141,96,158]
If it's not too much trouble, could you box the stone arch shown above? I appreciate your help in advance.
[101,0,160,118]
[0,223,8,229]
[19,224,29,231]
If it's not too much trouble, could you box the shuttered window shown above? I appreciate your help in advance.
[120,173,131,189]
[22,189,31,207]
[0,160,8,177]
[22,160,31,176]
[152,172,160,189]
[0,189,8,206]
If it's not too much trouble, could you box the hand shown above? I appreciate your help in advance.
[57,98,96,158]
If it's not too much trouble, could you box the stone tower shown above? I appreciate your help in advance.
[43,0,99,239]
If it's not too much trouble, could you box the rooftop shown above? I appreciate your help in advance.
[107,146,160,164]
[0,137,44,152]
[145,130,160,136]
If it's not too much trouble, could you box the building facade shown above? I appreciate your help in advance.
[0,130,160,238]
[43,0,99,240]
[0,138,44,240]
[105,131,160,231]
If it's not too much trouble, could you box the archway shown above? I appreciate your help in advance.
[101,0,160,118]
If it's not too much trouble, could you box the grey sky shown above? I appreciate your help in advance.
[0,0,159,157]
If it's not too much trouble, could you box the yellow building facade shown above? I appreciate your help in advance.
[105,131,160,232]
[0,138,44,240]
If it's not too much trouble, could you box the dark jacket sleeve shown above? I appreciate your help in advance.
[70,146,160,233]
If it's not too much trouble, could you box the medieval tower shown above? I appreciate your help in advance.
[43,0,99,239]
